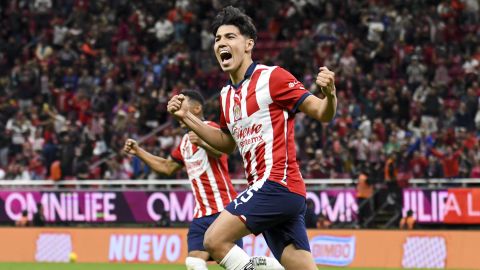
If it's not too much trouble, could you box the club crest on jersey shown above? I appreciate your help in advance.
[233,103,242,121]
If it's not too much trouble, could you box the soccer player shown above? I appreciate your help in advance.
[124,90,283,270]
[167,6,337,270]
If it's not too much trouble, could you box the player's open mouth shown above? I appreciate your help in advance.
[220,51,233,64]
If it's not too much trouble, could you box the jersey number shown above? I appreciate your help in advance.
[239,185,260,203]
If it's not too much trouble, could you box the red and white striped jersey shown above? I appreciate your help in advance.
[171,121,237,218]
[219,63,311,197]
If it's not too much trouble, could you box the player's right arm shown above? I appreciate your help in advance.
[123,139,182,176]
[167,95,237,154]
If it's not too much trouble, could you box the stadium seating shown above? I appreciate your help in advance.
[0,0,478,185]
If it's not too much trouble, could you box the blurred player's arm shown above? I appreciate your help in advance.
[188,131,223,158]
[299,67,337,122]
[123,139,182,176]
[168,95,237,154]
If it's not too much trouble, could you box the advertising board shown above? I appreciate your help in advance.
[1,228,479,269]
[2,188,480,225]
[0,190,357,224]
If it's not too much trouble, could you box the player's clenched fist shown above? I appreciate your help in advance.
[167,94,188,119]
[316,67,336,97]
[123,139,138,155]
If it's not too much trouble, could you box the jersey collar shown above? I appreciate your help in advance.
[227,62,257,89]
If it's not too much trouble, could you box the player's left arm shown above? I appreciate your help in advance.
[298,67,337,122]
[188,131,223,158]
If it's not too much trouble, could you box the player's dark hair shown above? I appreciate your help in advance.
[210,6,257,41]
[181,90,205,106]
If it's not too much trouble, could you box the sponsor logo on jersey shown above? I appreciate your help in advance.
[288,80,301,88]
[232,124,263,140]
[232,124,264,147]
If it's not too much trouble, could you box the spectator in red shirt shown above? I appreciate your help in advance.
[471,160,480,178]
[430,144,464,178]
[410,150,429,178]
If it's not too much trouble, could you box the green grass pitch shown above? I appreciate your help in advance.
[0,262,443,270]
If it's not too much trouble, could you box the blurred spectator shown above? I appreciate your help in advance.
[471,160,480,178]
[305,199,317,228]
[421,88,443,134]
[385,153,402,210]
[157,210,171,227]
[32,203,45,227]
[131,156,151,179]
[410,151,429,178]
[430,145,464,179]
[316,213,332,229]
[349,131,369,168]
[307,149,332,178]
[6,111,34,156]
[406,56,427,90]
[15,210,29,227]
[150,15,174,45]
[426,155,444,179]
[357,170,374,227]
[399,210,416,230]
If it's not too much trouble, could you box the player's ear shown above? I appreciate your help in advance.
[245,38,254,53]
[192,103,202,115]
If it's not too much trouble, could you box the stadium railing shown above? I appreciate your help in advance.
[0,179,353,190]
[0,178,478,189]
[408,178,480,187]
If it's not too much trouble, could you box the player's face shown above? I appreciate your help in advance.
[214,25,253,73]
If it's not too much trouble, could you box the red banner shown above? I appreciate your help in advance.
[444,189,480,224]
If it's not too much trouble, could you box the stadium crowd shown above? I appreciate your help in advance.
[0,0,479,184]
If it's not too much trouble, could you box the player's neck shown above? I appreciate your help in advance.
[229,58,253,85]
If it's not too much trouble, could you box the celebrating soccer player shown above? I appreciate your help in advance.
[167,6,337,270]
[168,6,336,270]
[124,90,283,270]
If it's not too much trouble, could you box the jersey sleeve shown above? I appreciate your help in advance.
[170,143,184,165]
[269,67,312,113]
